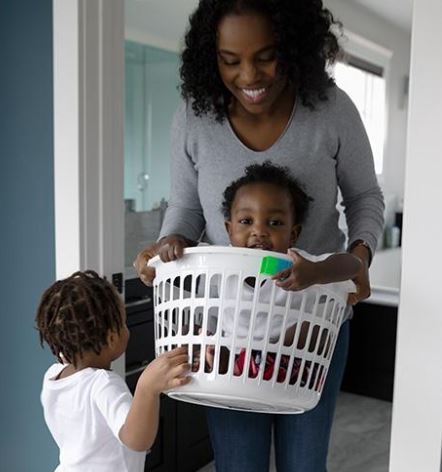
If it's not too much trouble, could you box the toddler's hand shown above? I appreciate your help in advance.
[272,249,318,291]
[138,346,190,394]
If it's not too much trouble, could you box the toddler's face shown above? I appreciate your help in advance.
[226,183,300,253]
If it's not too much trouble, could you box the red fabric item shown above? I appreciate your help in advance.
[233,349,306,385]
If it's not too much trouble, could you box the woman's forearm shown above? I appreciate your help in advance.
[315,253,362,284]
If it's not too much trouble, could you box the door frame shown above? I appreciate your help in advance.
[53,1,442,469]
[53,0,124,280]
[53,0,125,374]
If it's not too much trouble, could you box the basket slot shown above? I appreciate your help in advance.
[180,306,191,335]
[240,274,270,382]
[282,288,320,391]
[209,274,221,298]
[183,274,192,299]
[191,342,202,372]
[315,327,330,357]
[195,274,206,298]
[164,279,171,302]
[193,306,203,330]
[172,276,181,300]
[157,281,163,305]
[255,277,278,383]
[169,308,179,336]
[222,272,244,377]
[207,306,219,336]
[322,331,333,359]
[224,274,240,300]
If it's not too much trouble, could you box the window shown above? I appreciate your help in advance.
[334,55,386,175]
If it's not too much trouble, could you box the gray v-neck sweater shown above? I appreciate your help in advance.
[160,86,384,256]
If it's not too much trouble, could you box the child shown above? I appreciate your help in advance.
[35,270,190,472]
[204,161,362,380]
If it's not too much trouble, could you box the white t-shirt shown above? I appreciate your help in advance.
[41,363,146,472]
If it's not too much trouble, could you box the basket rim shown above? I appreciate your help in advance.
[149,245,292,268]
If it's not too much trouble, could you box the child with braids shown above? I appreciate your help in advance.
[36,270,190,472]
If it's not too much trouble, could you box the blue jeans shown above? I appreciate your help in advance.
[206,320,350,472]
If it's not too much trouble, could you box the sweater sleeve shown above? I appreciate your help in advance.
[159,102,206,241]
[334,89,385,255]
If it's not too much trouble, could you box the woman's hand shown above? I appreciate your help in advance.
[157,234,196,263]
[133,234,195,286]
[347,244,371,305]
[133,241,161,286]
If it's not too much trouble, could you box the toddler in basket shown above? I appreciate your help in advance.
[203,161,361,384]
[36,270,190,472]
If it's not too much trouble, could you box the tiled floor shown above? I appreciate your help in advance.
[197,392,392,472]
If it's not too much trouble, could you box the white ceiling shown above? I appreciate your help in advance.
[125,0,413,49]
[349,0,413,32]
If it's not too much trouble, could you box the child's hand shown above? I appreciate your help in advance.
[138,346,191,394]
[272,249,320,291]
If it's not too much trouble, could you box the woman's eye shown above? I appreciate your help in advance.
[219,56,239,66]
[257,55,275,63]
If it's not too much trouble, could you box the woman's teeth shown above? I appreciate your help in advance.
[242,88,266,98]
[241,88,267,102]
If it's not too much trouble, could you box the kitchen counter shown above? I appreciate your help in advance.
[125,265,138,281]
[367,248,401,307]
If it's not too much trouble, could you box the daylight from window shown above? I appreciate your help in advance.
[334,61,386,174]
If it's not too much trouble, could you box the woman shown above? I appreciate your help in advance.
[134,1,384,470]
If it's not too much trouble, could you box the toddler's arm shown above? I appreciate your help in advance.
[119,346,190,451]
[272,249,361,291]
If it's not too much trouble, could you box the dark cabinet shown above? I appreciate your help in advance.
[341,302,398,401]
[125,278,213,472]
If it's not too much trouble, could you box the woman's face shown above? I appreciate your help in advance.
[216,12,289,117]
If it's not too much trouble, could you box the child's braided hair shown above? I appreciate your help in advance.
[35,270,123,367]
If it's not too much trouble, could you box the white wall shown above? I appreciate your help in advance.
[389,0,442,469]
[325,0,411,204]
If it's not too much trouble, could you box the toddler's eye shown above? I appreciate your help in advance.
[239,218,252,225]
[269,220,284,226]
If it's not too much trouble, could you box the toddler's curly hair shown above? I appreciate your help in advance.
[222,161,312,224]
[35,271,123,367]
[181,0,342,121]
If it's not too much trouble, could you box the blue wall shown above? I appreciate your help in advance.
[1,1,58,470]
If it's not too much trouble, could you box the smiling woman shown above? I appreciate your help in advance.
[215,13,295,151]
[133,0,384,471]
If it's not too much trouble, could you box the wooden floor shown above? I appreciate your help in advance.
[197,392,392,472]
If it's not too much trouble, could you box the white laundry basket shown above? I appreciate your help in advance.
[149,246,352,414]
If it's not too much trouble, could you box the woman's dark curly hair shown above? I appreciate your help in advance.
[35,271,123,367]
[222,161,312,224]
[181,0,342,121]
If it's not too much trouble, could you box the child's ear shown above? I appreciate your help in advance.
[291,224,302,245]
[225,220,232,236]
[107,331,116,347]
